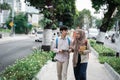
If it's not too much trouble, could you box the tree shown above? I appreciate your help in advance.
[95,18,102,29]
[74,9,92,29]
[25,0,56,51]
[0,3,11,10]
[25,0,76,51]
[25,0,76,29]
[113,7,120,33]
[55,0,76,28]
[6,13,32,34]
[91,0,120,44]
[74,11,84,28]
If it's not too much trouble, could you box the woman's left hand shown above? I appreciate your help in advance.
[83,50,90,54]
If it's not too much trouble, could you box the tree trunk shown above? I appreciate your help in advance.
[96,4,117,44]
[41,0,53,51]
[41,29,52,51]
[42,29,52,45]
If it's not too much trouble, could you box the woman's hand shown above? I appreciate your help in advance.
[83,50,90,54]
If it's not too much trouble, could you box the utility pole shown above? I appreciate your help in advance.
[10,0,15,36]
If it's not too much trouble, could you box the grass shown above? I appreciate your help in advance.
[0,49,53,80]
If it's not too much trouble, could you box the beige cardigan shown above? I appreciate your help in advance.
[80,40,91,63]
[73,40,91,67]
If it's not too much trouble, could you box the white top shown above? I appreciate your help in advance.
[51,36,71,62]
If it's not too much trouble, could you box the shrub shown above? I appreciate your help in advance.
[106,57,120,74]
[89,39,96,47]
[99,56,109,64]
[0,50,52,80]
[99,56,120,74]
[89,39,115,56]
[6,12,32,34]
[0,28,11,33]
[89,39,120,75]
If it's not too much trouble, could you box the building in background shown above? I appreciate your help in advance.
[0,0,41,29]
[0,0,25,27]
[3,0,25,12]
[25,2,42,28]
[27,13,43,28]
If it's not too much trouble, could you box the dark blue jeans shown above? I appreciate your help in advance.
[74,63,88,80]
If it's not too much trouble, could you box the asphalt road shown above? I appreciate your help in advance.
[104,38,120,52]
[0,38,41,73]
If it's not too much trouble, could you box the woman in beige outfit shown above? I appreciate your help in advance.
[71,29,91,80]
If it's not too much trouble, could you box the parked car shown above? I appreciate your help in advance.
[88,28,99,39]
[35,30,43,42]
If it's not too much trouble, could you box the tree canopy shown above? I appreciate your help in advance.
[6,13,32,34]
[0,3,11,10]
[74,9,92,29]
[91,0,120,32]
[25,0,76,29]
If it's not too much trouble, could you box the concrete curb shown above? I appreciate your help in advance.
[90,46,99,58]
[104,62,120,80]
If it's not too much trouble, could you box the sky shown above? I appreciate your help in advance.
[75,0,104,19]
[20,0,39,13]
[21,0,25,12]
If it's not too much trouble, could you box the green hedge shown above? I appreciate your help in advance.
[0,50,53,80]
[0,28,11,33]
[89,39,120,75]
[99,57,120,74]
[89,39,115,56]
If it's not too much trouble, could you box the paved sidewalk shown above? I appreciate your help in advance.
[35,52,115,80]
[87,53,114,80]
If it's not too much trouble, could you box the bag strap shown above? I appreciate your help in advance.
[56,37,70,48]
[85,39,88,45]
[56,37,58,48]
[85,39,88,49]
[67,37,70,46]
